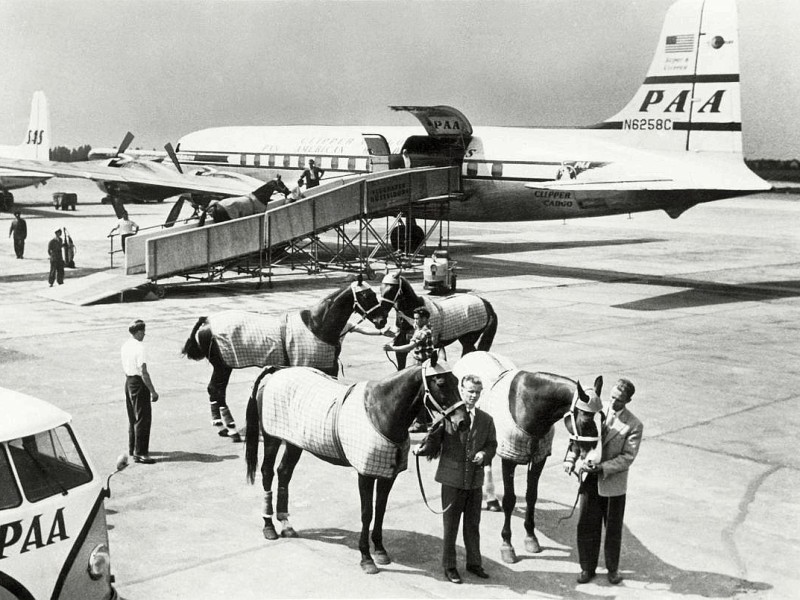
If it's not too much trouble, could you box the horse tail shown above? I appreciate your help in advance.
[245,366,277,484]
[476,299,498,351]
[181,317,210,361]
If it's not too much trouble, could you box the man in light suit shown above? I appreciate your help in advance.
[564,378,643,585]
[415,373,497,584]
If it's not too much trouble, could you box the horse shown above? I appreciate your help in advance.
[244,356,469,574]
[198,177,291,225]
[378,273,498,368]
[182,278,386,441]
[453,351,603,563]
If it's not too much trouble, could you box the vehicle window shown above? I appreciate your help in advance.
[491,162,503,178]
[283,155,291,168]
[0,445,22,510]
[8,426,93,503]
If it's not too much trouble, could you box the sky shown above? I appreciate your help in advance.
[0,0,797,159]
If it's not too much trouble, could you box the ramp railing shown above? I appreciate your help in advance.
[144,166,460,281]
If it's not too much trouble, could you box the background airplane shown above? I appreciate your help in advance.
[0,91,52,210]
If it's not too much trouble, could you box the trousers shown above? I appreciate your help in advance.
[125,375,152,456]
[48,259,64,285]
[576,472,626,573]
[441,484,483,569]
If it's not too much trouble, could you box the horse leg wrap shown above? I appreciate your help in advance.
[276,487,289,517]
[262,491,274,517]
[218,406,241,441]
[209,401,222,427]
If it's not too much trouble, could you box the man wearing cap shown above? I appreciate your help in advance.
[298,158,325,189]
[121,319,160,464]
[564,378,643,585]
[8,211,27,259]
[47,229,65,286]
[415,373,497,584]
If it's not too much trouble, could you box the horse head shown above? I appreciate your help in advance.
[376,270,416,326]
[350,275,386,330]
[421,354,469,434]
[563,376,604,461]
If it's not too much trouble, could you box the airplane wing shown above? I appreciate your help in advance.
[0,157,257,197]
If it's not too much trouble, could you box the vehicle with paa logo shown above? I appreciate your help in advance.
[423,248,457,294]
[0,387,127,600]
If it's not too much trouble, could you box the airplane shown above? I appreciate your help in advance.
[0,91,52,209]
[166,0,769,222]
[0,129,276,224]
[0,0,770,226]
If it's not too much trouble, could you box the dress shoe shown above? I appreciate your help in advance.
[133,455,156,464]
[576,570,595,584]
[607,570,623,585]
[444,568,462,584]
[466,565,489,579]
[485,499,501,512]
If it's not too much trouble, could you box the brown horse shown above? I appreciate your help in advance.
[182,278,386,440]
[453,351,603,563]
[378,273,497,368]
[245,356,468,574]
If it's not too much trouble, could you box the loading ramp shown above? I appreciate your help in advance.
[125,166,461,288]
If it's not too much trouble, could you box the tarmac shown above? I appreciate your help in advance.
[1,179,799,599]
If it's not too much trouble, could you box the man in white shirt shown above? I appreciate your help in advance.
[121,319,159,464]
[109,211,139,252]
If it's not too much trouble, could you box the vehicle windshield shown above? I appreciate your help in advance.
[7,425,93,503]
[0,445,22,510]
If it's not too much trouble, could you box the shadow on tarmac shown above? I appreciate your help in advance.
[457,252,800,310]
[150,450,239,464]
[301,505,771,598]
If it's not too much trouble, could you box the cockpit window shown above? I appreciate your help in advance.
[0,445,22,510]
[8,425,93,503]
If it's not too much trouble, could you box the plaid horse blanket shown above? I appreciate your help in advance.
[422,293,489,346]
[207,310,338,370]
[258,367,409,479]
[453,351,554,465]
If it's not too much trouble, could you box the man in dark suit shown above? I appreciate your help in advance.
[415,373,497,584]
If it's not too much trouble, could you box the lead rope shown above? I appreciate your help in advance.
[416,452,453,514]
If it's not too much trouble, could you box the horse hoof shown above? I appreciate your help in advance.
[486,500,501,512]
[372,550,391,565]
[525,535,542,554]
[360,559,379,575]
[230,433,243,443]
[280,527,298,538]
[263,525,279,541]
[500,544,518,564]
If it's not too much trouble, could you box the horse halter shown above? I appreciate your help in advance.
[564,389,603,464]
[350,281,382,320]
[420,364,465,428]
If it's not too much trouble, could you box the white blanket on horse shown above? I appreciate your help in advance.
[453,352,554,465]
[260,368,409,479]
[209,311,337,370]
[422,294,488,346]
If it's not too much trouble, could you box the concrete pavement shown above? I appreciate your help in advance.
[1,181,798,599]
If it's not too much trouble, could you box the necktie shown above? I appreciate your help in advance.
[467,411,474,430]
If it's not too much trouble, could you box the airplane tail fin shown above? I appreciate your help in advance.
[596,0,743,154]
[20,91,50,160]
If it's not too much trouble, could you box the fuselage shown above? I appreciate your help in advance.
[175,124,770,221]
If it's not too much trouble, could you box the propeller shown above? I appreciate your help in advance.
[164,142,183,174]
[115,131,135,157]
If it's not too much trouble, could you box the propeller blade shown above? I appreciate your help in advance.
[116,132,135,157]
[164,142,183,174]
[164,195,185,228]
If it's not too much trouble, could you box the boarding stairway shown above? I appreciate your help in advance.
[122,166,461,289]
